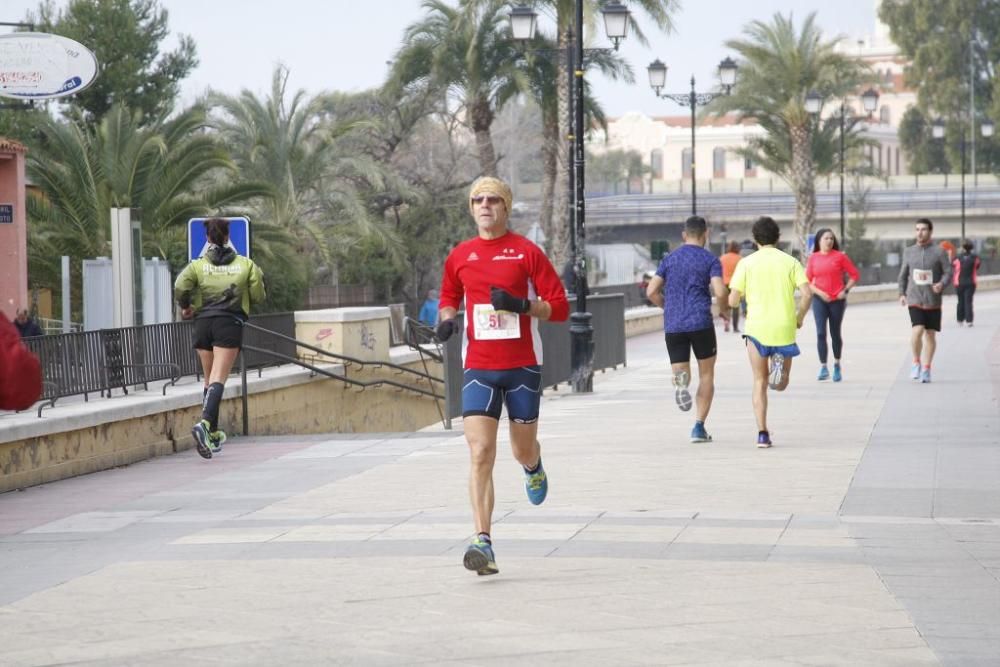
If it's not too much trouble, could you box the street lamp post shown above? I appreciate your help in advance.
[509,1,629,393]
[933,116,994,241]
[647,57,737,215]
[805,88,879,244]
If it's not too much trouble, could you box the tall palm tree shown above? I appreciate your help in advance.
[25,103,269,300]
[710,13,871,251]
[392,0,527,176]
[208,66,400,284]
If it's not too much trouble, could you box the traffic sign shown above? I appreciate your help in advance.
[187,217,251,261]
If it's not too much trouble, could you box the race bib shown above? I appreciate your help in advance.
[472,303,521,340]
[912,269,932,286]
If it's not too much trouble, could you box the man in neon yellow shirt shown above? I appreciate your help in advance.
[728,216,812,448]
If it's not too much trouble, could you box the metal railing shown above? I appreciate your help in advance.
[17,314,297,417]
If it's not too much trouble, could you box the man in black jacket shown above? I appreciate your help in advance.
[13,308,43,338]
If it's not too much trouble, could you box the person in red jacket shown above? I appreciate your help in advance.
[0,311,43,410]
[436,176,569,576]
[806,228,860,382]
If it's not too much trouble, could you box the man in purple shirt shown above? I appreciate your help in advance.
[646,216,729,443]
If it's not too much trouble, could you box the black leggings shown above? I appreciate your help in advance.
[956,284,976,323]
[812,298,847,364]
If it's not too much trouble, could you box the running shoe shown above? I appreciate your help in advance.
[920,368,931,383]
[768,353,785,389]
[672,370,692,412]
[756,432,773,449]
[910,363,921,380]
[463,537,498,576]
[690,422,713,443]
[191,419,220,459]
[832,364,842,383]
[817,366,830,381]
[524,459,548,505]
[211,429,227,451]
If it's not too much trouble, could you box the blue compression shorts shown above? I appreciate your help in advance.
[461,366,542,423]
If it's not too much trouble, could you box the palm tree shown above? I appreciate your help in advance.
[392,0,527,176]
[710,13,871,251]
[208,66,400,286]
[25,103,269,303]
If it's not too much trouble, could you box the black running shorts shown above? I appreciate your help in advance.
[664,327,718,364]
[908,306,941,332]
[193,316,244,350]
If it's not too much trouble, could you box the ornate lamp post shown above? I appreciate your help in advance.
[805,88,879,244]
[509,1,629,393]
[933,116,995,241]
[646,57,737,215]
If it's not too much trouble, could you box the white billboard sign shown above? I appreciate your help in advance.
[0,32,99,100]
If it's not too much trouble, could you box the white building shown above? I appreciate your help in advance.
[588,2,917,193]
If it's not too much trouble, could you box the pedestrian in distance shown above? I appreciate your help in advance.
[435,176,569,576]
[418,289,440,326]
[645,215,728,443]
[0,311,43,411]
[953,239,980,327]
[805,228,859,382]
[13,308,43,338]
[898,218,951,383]
[174,218,266,459]
[727,216,812,448]
[719,241,742,333]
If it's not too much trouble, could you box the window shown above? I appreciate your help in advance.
[880,105,891,125]
[895,147,900,175]
[681,148,692,178]
[744,157,757,177]
[713,147,726,178]
[650,149,663,179]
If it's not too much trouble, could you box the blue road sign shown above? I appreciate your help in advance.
[187,217,251,261]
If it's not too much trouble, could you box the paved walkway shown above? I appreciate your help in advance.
[1,294,999,666]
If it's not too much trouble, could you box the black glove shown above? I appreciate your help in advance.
[436,318,457,342]
[490,286,531,314]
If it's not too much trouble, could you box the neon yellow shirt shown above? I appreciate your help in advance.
[728,247,808,346]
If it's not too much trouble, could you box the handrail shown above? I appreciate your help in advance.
[241,320,443,386]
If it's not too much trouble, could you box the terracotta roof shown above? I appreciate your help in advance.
[0,138,27,153]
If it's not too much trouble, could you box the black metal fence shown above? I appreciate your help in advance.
[18,313,297,416]
[442,293,627,420]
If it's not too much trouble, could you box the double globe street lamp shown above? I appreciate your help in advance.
[509,1,630,393]
[805,87,880,244]
[646,57,738,216]
[931,116,994,241]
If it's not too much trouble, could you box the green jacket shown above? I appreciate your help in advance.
[174,245,266,320]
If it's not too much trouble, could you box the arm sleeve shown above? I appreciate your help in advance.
[897,255,909,295]
[174,263,198,308]
[531,247,569,322]
[248,260,266,305]
[842,253,860,281]
[0,313,42,411]
[805,255,815,281]
[710,257,722,279]
[729,262,746,295]
[438,248,463,311]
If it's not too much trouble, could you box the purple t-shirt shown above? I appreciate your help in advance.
[655,244,722,333]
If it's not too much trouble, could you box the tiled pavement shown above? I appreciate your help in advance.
[1,294,999,665]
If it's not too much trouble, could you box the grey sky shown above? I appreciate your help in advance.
[4,0,881,117]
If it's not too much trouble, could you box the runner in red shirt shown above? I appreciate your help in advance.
[805,228,860,382]
[436,176,568,576]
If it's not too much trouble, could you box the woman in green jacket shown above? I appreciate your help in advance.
[174,218,266,459]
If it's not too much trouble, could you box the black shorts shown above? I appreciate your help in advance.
[908,307,941,332]
[664,327,717,364]
[193,316,244,350]
[462,366,542,423]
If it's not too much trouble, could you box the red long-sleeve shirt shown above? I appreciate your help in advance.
[0,313,42,410]
[806,250,860,297]
[439,232,569,369]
